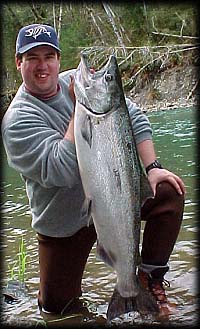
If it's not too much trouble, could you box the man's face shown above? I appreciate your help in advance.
[16,46,60,98]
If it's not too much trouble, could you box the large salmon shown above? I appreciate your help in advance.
[74,53,158,321]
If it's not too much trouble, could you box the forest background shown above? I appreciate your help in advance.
[1,1,199,115]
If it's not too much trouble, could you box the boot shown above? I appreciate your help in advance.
[138,267,176,316]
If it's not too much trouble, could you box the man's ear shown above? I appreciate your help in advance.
[15,56,22,71]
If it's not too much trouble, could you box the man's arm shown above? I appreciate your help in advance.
[137,139,185,196]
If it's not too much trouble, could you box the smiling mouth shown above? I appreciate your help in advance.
[36,73,49,79]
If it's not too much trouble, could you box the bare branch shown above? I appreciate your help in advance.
[102,2,127,56]
[151,12,198,40]
[151,16,158,32]
[57,1,63,41]
[143,0,150,39]
[186,80,198,100]
[52,2,57,32]
[86,6,105,41]
[152,31,199,40]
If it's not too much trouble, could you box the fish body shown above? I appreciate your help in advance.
[74,54,158,321]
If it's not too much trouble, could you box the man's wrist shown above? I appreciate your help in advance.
[145,160,163,174]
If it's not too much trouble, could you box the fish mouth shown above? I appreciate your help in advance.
[80,52,118,78]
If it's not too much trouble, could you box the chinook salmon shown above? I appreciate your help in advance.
[74,53,159,321]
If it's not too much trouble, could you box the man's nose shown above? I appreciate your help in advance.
[37,59,48,70]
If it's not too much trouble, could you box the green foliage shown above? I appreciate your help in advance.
[60,18,92,70]
[149,3,196,36]
[113,3,147,43]
[8,237,28,282]
[1,2,197,95]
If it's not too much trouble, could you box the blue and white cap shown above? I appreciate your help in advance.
[16,23,61,55]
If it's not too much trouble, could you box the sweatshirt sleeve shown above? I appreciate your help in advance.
[125,97,153,144]
[2,106,80,188]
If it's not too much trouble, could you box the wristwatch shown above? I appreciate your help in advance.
[145,160,163,174]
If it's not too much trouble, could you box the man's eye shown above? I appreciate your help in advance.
[46,54,56,59]
[27,56,37,61]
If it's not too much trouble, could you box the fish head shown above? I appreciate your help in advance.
[74,53,126,115]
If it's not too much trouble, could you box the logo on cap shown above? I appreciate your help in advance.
[25,26,51,40]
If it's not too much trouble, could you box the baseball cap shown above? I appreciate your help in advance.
[16,23,61,55]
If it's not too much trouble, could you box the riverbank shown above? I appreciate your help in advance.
[1,63,198,121]
[127,63,198,112]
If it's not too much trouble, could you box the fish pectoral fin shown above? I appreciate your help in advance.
[81,114,92,148]
[96,242,116,268]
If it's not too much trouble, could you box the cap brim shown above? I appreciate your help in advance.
[17,42,61,55]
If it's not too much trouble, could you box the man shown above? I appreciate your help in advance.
[2,23,185,318]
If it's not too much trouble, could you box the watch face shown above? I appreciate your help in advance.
[154,160,159,167]
[146,160,162,174]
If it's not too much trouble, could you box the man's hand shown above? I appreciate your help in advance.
[64,112,75,143]
[69,75,75,105]
[147,168,185,196]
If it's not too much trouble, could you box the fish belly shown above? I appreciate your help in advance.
[75,102,140,298]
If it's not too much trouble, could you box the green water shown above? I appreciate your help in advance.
[1,107,198,326]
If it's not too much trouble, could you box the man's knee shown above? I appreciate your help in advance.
[155,181,185,217]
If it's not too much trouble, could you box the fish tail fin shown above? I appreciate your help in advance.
[107,285,159,322]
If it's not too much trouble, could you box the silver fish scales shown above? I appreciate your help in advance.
[74,53,159,322]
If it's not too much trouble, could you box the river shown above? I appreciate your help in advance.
[1,107,198,327]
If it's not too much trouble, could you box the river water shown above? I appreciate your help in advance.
[1,107,198,327]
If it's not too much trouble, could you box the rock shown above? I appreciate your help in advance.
[127,64,198,112]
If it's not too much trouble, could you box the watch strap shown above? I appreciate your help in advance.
[145,160,163,174]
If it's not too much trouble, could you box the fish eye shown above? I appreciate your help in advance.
[105,73,113,82]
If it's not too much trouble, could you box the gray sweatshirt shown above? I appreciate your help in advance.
[2,70,153,237]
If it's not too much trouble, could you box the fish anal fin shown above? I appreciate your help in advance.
[96,242,116,268]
